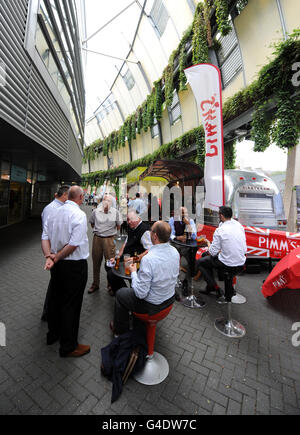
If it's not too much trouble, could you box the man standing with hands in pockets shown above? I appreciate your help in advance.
[42,186,90,358]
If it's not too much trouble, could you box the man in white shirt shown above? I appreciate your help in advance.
[41,185,69,228]
[40,185,70,321]
[129,193,147,216]
[42,186,90,358]
[111,221,180,335]
[196,206,247,299]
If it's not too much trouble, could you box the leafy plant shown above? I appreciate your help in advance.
[215,0,232,36]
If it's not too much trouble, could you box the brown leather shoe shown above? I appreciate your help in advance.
[88,285,99,294]
[65,344,90,357]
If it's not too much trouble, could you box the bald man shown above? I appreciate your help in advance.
[42,186,90,358]
[111,221,180,336]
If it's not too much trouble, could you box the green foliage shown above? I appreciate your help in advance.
[137,108,143,134]
[163,60,175,107]
[251,102,272,152]
[154,81,163,120]
[192,2,209,65]
[273,91,299,149]
[215,0,232,36]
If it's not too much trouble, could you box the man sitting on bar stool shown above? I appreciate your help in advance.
[110,221,179,336]
[195,206,247,301]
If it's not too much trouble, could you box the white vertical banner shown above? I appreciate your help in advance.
[184,64,225,211]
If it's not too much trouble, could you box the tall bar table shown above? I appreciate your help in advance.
[172,238,206,309]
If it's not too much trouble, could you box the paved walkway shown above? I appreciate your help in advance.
[0,206,300,415]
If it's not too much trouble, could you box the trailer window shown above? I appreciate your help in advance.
[238,193,274,212]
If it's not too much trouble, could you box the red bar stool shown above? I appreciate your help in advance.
[133,304,173,385]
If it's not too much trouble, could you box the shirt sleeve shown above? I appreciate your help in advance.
[41,218,49,240]
[169,218,176,240]
[69,213,87,247]
[140,230,153,250]
[89,210,95,226]
[131,257,152,299]
[190,219,197,240]
[209,228,222,257]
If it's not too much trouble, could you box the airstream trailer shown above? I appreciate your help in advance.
[204,169,286,230]
[139,161,286,231]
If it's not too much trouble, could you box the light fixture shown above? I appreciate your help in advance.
[234,128,248,136]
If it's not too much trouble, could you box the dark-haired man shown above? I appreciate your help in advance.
[41,185,70,321]
[110,221,180,335]
[195,206,247,299]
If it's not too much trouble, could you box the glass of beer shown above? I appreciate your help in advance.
[197,234,206,246]
[124,254,132,275]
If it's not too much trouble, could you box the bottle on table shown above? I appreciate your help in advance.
[133,251,140,270]
[114,249,120,270]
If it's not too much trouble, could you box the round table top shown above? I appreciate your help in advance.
[110,261,133,281]
[171,238,201,250]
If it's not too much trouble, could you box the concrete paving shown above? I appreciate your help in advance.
[0,205,300,415]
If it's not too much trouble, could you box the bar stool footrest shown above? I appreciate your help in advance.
[215,317,246,338]
[134,352,169,385]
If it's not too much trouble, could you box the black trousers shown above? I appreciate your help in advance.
[196,255,244,298]
[113,287,175,335]
[107,268,128,294]
[48,260,88,356]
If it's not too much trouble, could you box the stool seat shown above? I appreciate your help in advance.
[133,304,173,385]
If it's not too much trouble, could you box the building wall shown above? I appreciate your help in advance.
[0,0,86,227]
[83,0,300,176]
[0,0,84,175]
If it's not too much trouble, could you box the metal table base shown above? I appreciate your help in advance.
[182,294,206,308]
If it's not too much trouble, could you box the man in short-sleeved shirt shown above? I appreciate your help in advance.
[42,186,90,358]
[88,195,122,294]
[40,185,69,321]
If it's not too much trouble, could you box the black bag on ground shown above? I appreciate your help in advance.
[101,327,147,403]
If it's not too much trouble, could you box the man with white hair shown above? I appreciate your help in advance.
[88,194,122,294]
[42,186,90,358]
[106,208,152,295]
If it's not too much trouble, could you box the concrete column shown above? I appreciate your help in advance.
[283,140,300,232]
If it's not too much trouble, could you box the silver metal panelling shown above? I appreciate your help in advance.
[0,0,82,175]
[0,0,30,130]
[221,46,242,87]
[26,68,69,160]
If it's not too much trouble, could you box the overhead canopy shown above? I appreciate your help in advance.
[126,166,168,185]
[139,160,204,184]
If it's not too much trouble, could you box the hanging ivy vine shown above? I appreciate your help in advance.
[192,2,209,65]
[215,0,232,36]
[154,80,163,120]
